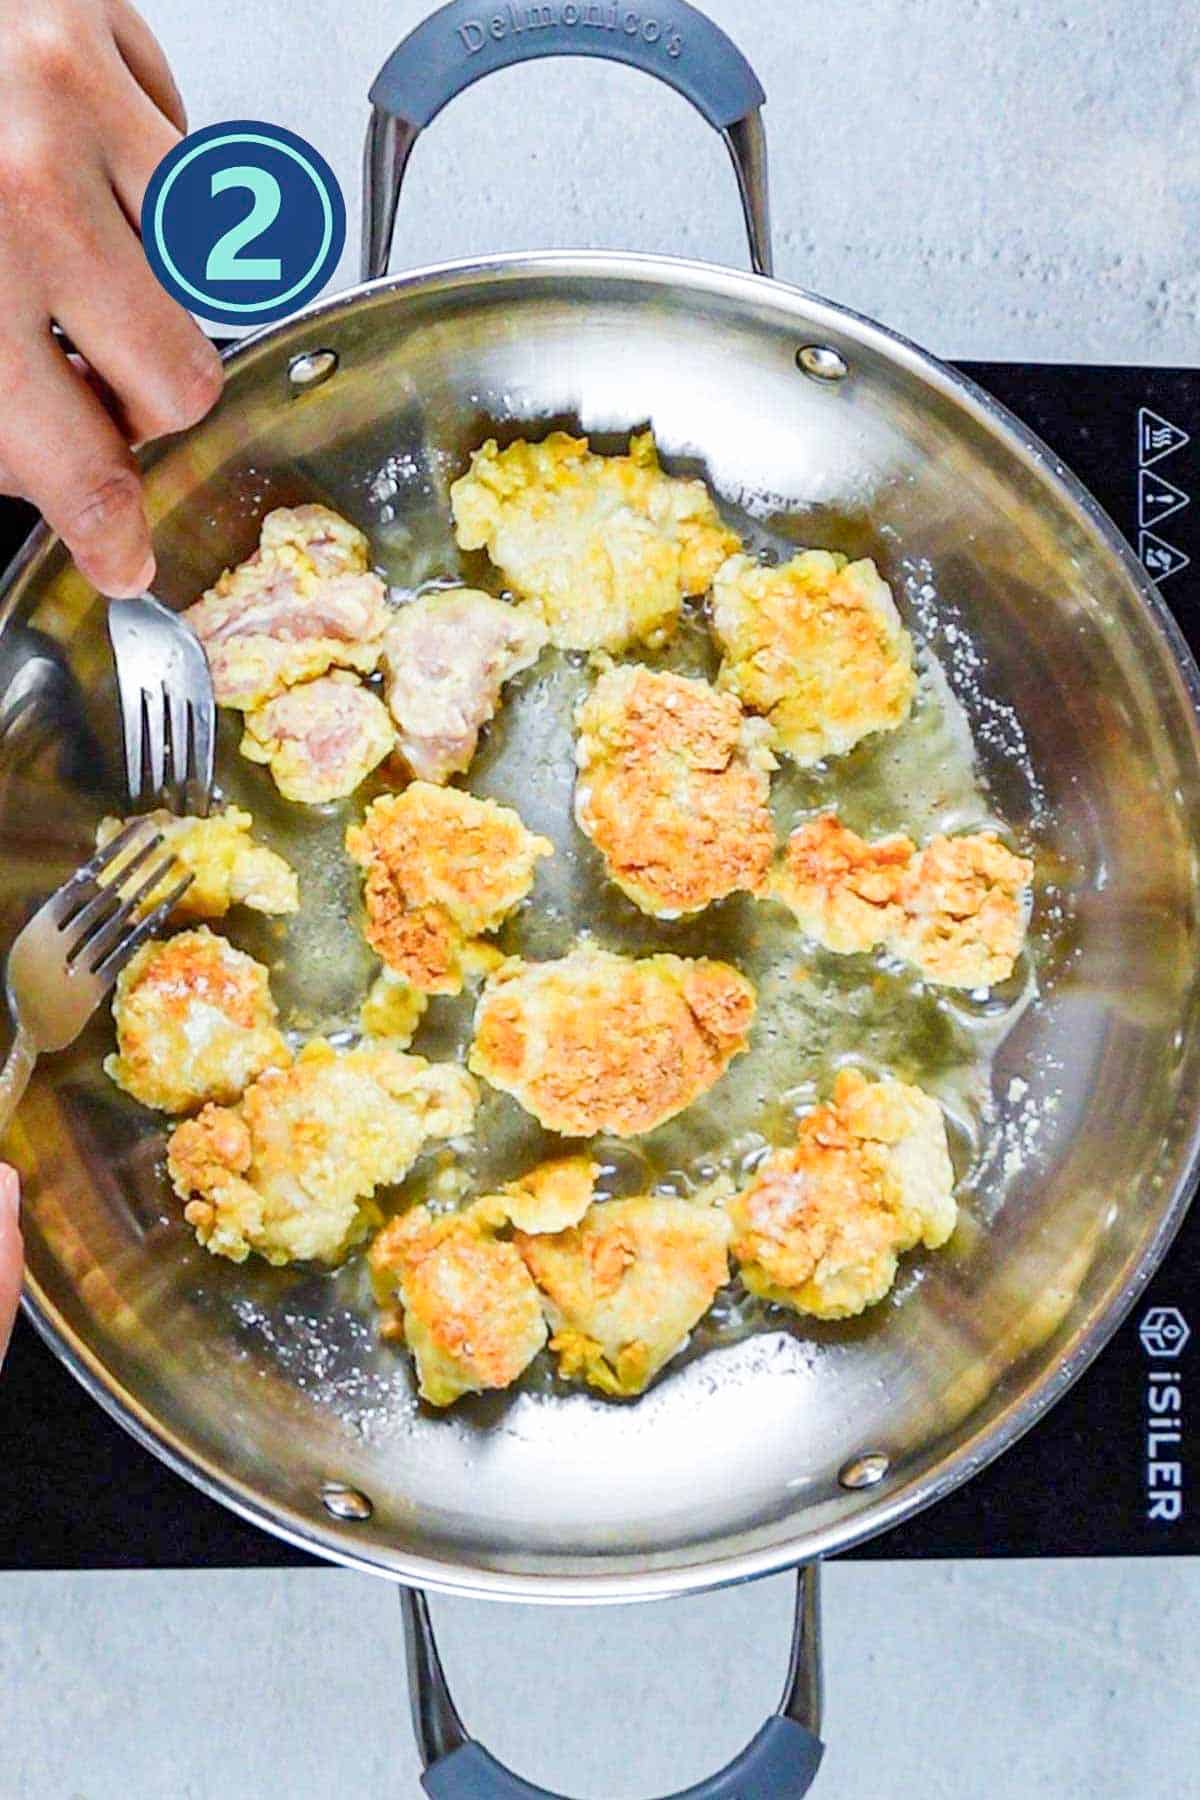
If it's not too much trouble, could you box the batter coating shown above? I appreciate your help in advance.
[95,806,298,920]
[500,1155,598,1235]
[346,784,552,995]
[240,672,395,803]
[712,551,916,763]
[167,1039,477,1266]
[182,504,389,709]
[775,813,1033,988]
[105,928,291,1114]
[450,431,740,653]
[515,1196,732,1396]
[574,663,776,917]
[359,968,429,1046]
[469,947,756,1137]
[382,589,546,783]
[369,1197,547,1406]
[725,1068,956,1320]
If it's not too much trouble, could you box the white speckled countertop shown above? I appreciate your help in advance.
[4,3,1198,1794]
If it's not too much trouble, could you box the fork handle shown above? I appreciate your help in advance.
[0,1025,37,1145]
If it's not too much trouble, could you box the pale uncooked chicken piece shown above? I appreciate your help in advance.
[167,1039,477,1266]
[725,1068,956,1320]
[712,551,916,763]
[515,1195,732,1396]
[105,928,291,1114]
[574,663,776,917]
[182,504,390,709]
[382,589,545,782]
[95,806,298,920]
[450,431,740,653]
[239,671,395,803]
[774,813,1033,988]
[345,784,552,995]
[369,1197,547,1406]
[469,947,756,1138]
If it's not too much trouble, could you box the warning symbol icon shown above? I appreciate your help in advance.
[1139,407,1190,468]
[1139,530,1191,584]
[1139,467,1190,530]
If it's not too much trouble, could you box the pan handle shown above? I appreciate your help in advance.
[401,1565,825,1798]
[362,0,771,281]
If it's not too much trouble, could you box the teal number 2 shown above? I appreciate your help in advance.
[205,166,283,282]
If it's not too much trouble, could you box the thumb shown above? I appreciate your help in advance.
[0,1163,23,1364]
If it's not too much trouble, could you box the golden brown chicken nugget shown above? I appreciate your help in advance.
[345,784,552,995]
[775,813,1032,987]
[712,551,915,763]
[369,1197,546,1406]
[451,431,740,653]
[469,947,755,1137]
[515,1195,732,1396]
[167,1039,477,1267]
[725,1068,955,1320]
[106,927,291,1114]
[575,663,776,917]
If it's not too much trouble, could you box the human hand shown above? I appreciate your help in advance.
[0,2,223,595]
[0,1164,21,1366]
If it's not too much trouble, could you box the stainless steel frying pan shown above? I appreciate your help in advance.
[5,4,1200,1793]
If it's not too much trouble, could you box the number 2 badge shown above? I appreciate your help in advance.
[142,121,347,327]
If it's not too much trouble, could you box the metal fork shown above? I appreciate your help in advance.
[0,818,193,1141]
[107,595,215,814]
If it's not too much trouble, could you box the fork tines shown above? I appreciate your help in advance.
[53,817,193,979]
[107,595,215,816]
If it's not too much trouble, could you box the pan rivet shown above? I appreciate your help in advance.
[838,1452,889,1490]
[321,1482,374,1521]
[797,344,848,383]
[289,349,339,390]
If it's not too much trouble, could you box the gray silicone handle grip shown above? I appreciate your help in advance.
[422,1720,824,1799]
[401,1573,824,1800]
[361,0,772,279]
[369,0,764,131]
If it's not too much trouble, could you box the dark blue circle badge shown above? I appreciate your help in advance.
[142,121,346,327]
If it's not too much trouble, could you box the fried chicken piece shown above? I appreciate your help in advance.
[345,784,552,995]
[95,806,298,920]
[725,1068,956,1319]
[515,1196,732,1396]
[382,589,546,783]
[574,664,776,917]
[712,551,916,763]
[469,947,756,1137]
[359,968,429,1046]
[239,671,395,804]
[500,1155,598,1234]
[182,504,390,709]
[450,431,740,653]
[369,1197,546,1406]
[105,927,291,1114]
[167,1039,477,1266]
[775,813,1033,988]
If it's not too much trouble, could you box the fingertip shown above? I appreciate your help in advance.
[0,1162,18,1222]
[65,470,153,596]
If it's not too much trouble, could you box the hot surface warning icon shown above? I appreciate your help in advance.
[1139,408,1190,468]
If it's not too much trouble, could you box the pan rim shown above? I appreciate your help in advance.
[11,248,1200,1600]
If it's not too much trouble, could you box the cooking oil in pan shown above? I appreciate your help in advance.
[211,488,1044,1363]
